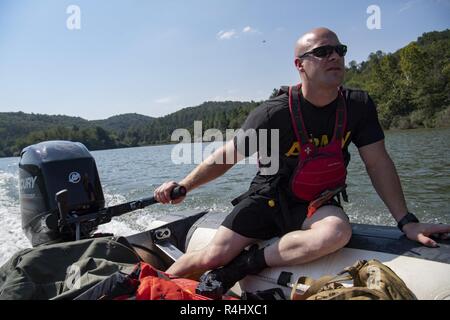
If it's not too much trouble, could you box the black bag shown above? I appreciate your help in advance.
[0,237,140,300]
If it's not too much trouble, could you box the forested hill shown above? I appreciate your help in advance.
[1,29,449,157]
[0,112,90,142]
[90,113,155,133]
[0,101,259,157]
[123,101,259,146]
[344,29,450,129]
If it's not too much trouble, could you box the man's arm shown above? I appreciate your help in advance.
[359,140,450,247]
[358,140,408,220]
[179,139,244,192]
[154,140,245,204]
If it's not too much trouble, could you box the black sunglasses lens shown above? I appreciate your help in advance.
[312,46,332,58]
[312,45,347,57]
[301,45,347,58]
[336,45,347,57]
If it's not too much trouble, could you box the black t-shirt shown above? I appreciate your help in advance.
[233,86,385,180]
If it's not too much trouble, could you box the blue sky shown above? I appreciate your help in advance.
[0,0,449,120]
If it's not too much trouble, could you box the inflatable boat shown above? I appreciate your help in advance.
[11,140,450,300]
[127,209,450,300]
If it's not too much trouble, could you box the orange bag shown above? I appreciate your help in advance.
[135,263,237,300]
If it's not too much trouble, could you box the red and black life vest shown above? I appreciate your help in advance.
[288,84,347,217]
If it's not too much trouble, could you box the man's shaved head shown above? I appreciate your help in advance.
[294,27,341,57]
[293,27,345,93]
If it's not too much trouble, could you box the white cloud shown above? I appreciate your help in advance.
[399,0,420,12]
[217,30,237,40]
[242,26,261,35]
[400,0,450,12]
[211,96,244,102]
[208,89,266,102]
[217,26,262,40]
[154,97,173,104]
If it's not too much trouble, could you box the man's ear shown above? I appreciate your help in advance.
[295,58,304,72]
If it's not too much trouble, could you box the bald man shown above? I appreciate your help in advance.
[154,27,450,296]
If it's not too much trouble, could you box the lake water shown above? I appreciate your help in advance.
[0,128,449,265]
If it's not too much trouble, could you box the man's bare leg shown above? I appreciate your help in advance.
[264,205,352,267]
[168,204,351,287]
[193,204,352,295]
[166,226,256,277]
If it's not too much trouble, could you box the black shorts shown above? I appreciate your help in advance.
[222,194,342,240]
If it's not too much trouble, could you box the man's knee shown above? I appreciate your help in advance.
[304,206,352,251]
[317,214,352,250]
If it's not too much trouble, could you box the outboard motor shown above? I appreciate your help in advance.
[19,141,105,247]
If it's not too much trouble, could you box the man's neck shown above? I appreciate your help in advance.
[302,83,339,107]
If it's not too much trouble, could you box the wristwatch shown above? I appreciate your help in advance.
[397,212,419,232]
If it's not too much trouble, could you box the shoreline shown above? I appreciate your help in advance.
[1,126,449,159]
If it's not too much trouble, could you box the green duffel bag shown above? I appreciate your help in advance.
[0,236,140,300]
[290,259,417,300]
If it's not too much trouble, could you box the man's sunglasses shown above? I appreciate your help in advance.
[299,44,347,59]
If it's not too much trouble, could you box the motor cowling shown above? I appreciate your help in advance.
[19,141,105,247]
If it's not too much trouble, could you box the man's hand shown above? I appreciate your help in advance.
[403,223,450,247]
[154,181,186,205]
